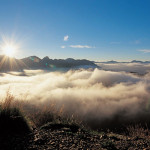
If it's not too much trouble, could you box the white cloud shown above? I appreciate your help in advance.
[64,35,69,41]
[138,49,150,53]
[70,45,95,48]
[61,46,66,48]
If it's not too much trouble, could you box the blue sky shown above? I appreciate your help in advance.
[0,0,150,61]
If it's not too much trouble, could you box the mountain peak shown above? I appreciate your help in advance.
[42,56,50,60]
[65,58,75,62]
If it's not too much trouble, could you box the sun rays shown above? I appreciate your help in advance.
[0,34,21,58]
[0,35,29,71]
[2,44,16,57]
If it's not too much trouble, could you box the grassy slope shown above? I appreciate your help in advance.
[1,94,150,149]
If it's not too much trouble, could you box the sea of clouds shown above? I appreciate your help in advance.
[0,63,150,129]
[97,62,150,74]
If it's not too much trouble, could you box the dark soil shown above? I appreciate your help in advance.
[1,122,150,150]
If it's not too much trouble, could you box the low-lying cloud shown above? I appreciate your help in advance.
[0,67,150,129]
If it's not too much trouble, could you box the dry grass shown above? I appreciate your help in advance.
[0,92,31,134]
[1,92,150,137]
[28,103,59,127]
[1,91,14,109]
[126,124,150,137]
[24,103,82,128]
[9,97,81,129]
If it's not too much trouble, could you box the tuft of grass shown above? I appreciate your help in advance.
[126,124,150,137]
[24,102,83,129]
[0,92,31,135]
[26,103,59,127]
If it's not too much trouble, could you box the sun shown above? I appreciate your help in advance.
[2,44,17,57]
[0,35,20,57]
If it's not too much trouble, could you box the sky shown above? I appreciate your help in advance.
[0,0,150,61]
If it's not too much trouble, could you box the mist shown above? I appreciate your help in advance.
[0,66,150,130]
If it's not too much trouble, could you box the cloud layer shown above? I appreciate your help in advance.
[0,67,150,129]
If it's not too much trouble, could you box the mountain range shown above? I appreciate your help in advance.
[96,60,150,64]
[0,55,97,72]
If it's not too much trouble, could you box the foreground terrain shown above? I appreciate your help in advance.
[1,122,150,150]
[28,124,150,150]
[1,94,150,150]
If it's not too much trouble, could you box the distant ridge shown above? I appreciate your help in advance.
[0,55,97,72]
[96,60,150,63]
[131,60,150,63]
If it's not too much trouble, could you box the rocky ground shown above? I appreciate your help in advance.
[28,126,150,150]
[1,122,150,150]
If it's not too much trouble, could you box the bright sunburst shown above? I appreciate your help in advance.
[0,35,20,57]
[2,44,16,57]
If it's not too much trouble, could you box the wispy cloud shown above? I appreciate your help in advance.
[61,45,66,48]
[64,35,69,41]
[110,42,120,44]
[61,45,95,48]
[138,49,150,53]
[70,45,95,48]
